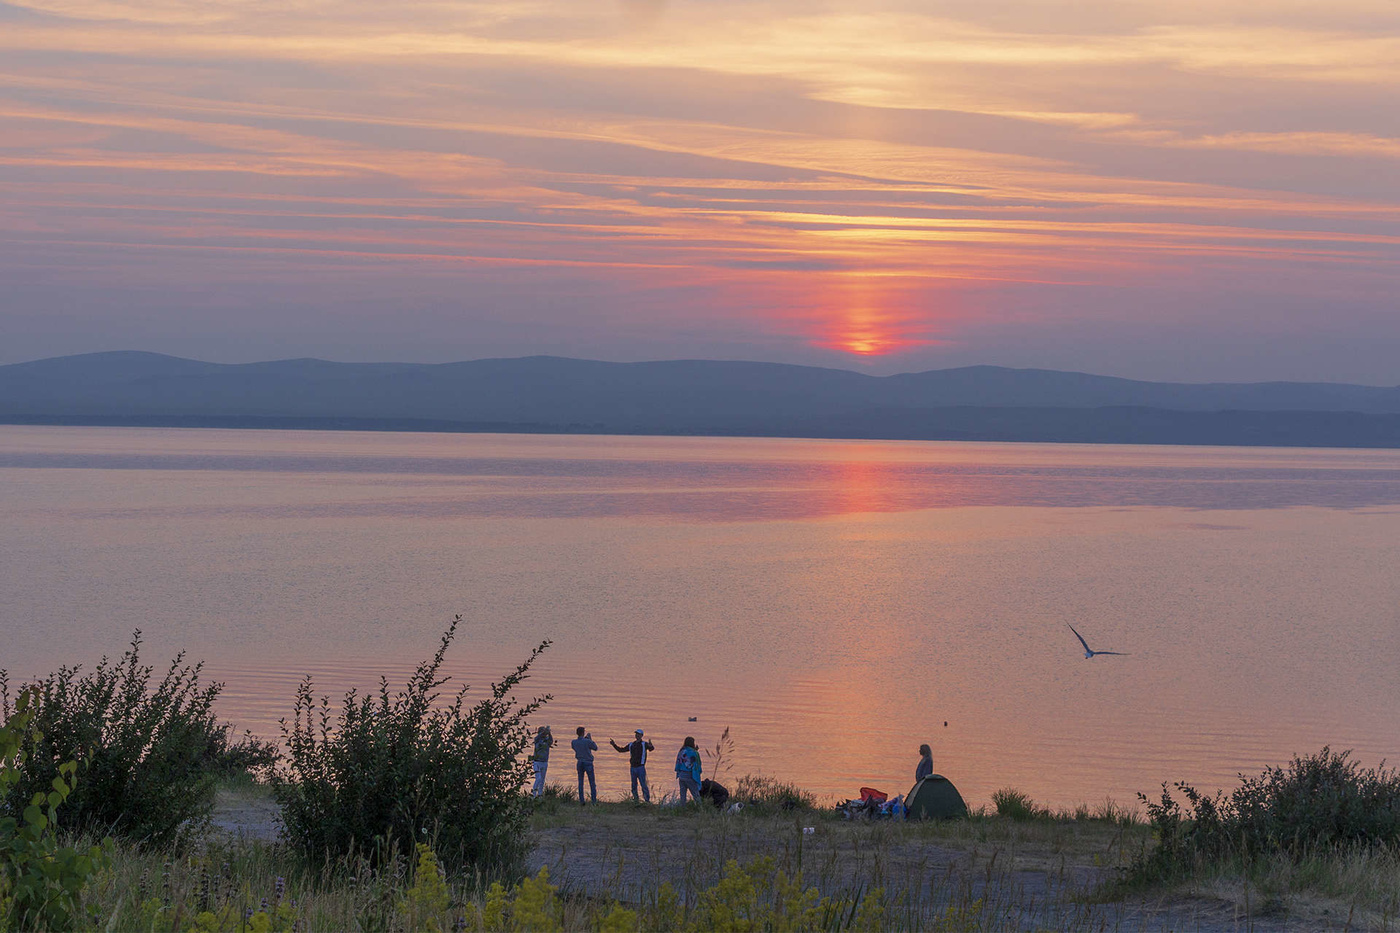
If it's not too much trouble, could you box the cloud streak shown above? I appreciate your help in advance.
[1,0,1398,378]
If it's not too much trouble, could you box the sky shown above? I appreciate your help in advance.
[2,0,1398,382]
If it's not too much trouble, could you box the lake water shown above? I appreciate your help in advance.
[2,425,1398,808]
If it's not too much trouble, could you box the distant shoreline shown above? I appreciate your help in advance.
[5,409,1400,450]
[7,352,1400,449]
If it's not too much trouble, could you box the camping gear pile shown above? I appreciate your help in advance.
[835,786,904,820]
[836,776,969,821]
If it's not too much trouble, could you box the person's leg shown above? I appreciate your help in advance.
[577,762,586,804]
[678,777,689,803]
[588,764,597,802]
[639,767,650,803]
[630,767,640,800]
[680,774,699,802]
[532,762,546,797]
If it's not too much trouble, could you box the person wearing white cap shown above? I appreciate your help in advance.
[610,729,655,802]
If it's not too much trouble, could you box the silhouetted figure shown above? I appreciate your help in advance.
[916,743,933,782]
[572,726,598,805]
[531,725,555,797]
[700,779,729,809]
[675,736,702,803]
[610,729,655,802]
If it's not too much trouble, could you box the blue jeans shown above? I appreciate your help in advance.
[630,766,650,802]
[678,773,701,803]
[576,761,596,803]
[531,761,547,797]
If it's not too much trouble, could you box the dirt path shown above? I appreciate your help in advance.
[210,784,282,841]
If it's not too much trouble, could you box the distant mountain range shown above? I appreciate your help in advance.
[3,351,1400,448]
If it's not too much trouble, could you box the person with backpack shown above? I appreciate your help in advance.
[675,736,702,803]
[572,726,598,805]
[609,729,655,802]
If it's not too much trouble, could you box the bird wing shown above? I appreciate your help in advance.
[1092,651,1130,656]
[1068,624,1092,653]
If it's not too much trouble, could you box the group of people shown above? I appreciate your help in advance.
[530,725,706,805]
[529,726,940,808]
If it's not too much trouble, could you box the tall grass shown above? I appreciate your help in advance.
[733,774,818,814]
[991,788,1137,827]
[76,807,1133,932]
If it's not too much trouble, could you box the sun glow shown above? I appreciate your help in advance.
[2,0,1397,368]
[808,275,943,357]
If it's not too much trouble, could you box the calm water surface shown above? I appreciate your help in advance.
[3,426,1398,807]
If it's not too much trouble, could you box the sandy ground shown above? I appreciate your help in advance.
[211,783,284,841]
[210,788,1380,932]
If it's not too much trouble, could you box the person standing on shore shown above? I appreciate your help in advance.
[572,726,598,805]
[530,725,555,797]
[675,736,702,803]
[609,729,655,802]
[915,744,934,782]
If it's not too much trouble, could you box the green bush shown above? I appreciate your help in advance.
[0,688,109,931]
[273,616,550,878]
[990,787,1048,822]
[201,724,278,781]
[0,633,245,849]
[1132,748,1400,881]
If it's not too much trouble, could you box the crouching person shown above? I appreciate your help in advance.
[675,736,702,803]
[700,779,729,810]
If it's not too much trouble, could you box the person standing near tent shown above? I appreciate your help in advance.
[572,726,598,805]
[916,744,934,782]
[675,736,702,803]
[610,729,655,802]
[530,725,555,797]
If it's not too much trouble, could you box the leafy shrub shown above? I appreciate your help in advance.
[0,633,240,849]
[991,787,1049,822]
[733,774,817,813]
[0,688,109,931]
[1132,748,1400,882]
[201,724,278,782]
[273,616,550,878]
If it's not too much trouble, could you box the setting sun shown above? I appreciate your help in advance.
[4,0,1400,922]
[808,275,941,357]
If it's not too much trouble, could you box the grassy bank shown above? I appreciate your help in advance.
[86,781,1395,932]
[81,782,1149,932]
[27,779,1395,931]
[9,635,1399,930]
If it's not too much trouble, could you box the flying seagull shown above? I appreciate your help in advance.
[1068,624,1129,659]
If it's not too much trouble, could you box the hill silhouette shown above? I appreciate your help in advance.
[3,352,1399,448]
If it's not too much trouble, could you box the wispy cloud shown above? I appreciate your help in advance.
[2,0,1398,376]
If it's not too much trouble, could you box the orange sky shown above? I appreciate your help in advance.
[2,0,1398,379]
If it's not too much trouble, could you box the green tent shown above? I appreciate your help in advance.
[905,775,968,820]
